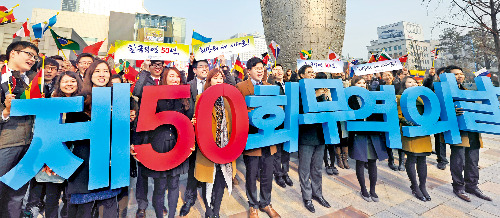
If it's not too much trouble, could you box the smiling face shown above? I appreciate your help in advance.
[194,61,209,80]
[355,78,367,89]
[300,67,315,79]
[91,63,110,87]
[78,57,93,75]
[149,61,164,78]
[60,75,78,96]
[405,78,418,89]
[210,72,224,86]
[382,71,394,85]
[451,68,465,84]
[9,47,38,72]
[165,69,181,85]
[248,62,264,82]
[273,65,284,81]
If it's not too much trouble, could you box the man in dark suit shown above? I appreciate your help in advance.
[270,64,293,188]
[0,41,39,218]
[42,57,59,98]
[236,57,281,218]
[132,60,167,218]
[297,65,331,213]
[75,53,94,79]
[179,59,209,216]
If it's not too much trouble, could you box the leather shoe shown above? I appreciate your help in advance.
[179,202,194,216]
[249,207,259,218]
[454,189,471,202]
[260,204,280,218]
[303,200,315,213]
[283,175,293,186]
[388,161,398,171]
[437,162,447,170]
[312,196,331,208]
[136,209,146,218]
[466,188,492,201]
[275,176,286,188]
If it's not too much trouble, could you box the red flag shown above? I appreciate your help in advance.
[399,54,408,63]
[29,69,44,99]
[136,60,145,68]
[123,66,139,83]
[82,40,104,55]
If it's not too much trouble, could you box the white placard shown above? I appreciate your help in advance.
[352,59,403,76]
[296,60,344,73]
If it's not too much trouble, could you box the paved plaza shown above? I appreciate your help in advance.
[119,134,500,217]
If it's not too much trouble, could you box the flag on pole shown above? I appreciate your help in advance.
[50,28,80,50]
[0,13,15,24]
[300,50,312,60]
[328,48,339,60]
[268,40,280,59]
[261,52,270,65]
[82,40,104,55]
[398,54,408,63]
[0,4,18,24]
[234,55,245,80]
[32,14,57,38]
[410,70,425,80]
[377,51,392,61]
[13,21,30,38]
[431,48,440,60]
[368,54,378,63]
[192,30,211,45]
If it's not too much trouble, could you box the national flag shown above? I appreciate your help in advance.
[115,60,130,74]
[19,69,44,99]
[268,40,280,59]
[0,13,15,24]
[378,51,391,61]
[104,44,115,61]
[431,48,440,60]
[410,70,425,80]
[123,66,139,82]
[192,31,211,45]
[348,59,359,77]
[50,28,80,50]
[328,48,339,60]
[32,14,57,38]
[82,40,104,55]
[368,54,378,63]
[399,54,408,63]
[234,56,245,80]
[474,68,491,77]
[13,21,29,38]
[261,52,270,65]
[300,50,312,60]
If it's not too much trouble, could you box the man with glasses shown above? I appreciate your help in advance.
[76,53,94,79]
[133,59,167,218]
[236,57,281,218]
[179,59,209,216]
[0,41,39,217]
[42,58,59,98]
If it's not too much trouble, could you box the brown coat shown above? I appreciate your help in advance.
[194,95,237,183]
[235,79,277,156]
[396,95,432,153]
[441,131,483,148]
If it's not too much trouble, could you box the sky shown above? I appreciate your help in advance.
[3,0,450,59]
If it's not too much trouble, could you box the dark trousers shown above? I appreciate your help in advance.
[324,144,335,167]
[28,180,63,218]
[136,169,180,218]
[0,145,29,218]
[450,145,480,191]
[387,147,404,163]
[298,144,325,200]
[243,151,274,209]
[202,165,226,217]
[183,150,199,204]
[69,197,117,218]
[435,134,448,164]
[273,143,290,177]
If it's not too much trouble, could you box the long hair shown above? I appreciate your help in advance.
[350,76,367,89]
[204,68,226,91]
[398,76,417,95]
[52,71,83,97]
[83,59,113,94]
[162,67,190,110]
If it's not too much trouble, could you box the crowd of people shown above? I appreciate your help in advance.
[0,40,496,218]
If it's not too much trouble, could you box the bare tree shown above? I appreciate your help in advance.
[423,0,500,75]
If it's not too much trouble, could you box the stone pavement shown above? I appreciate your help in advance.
[122,134,500,218]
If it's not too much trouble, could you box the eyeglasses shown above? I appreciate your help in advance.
[15,50,40,61]
[151,63,163,68]
[79,61,93,66]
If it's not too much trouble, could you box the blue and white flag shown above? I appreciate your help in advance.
[32,15,57,38]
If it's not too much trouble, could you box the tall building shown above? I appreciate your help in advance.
[366,21,439,70]
[61,0,148,15]
[229,32,267,62]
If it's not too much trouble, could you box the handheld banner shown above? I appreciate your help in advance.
[193,36,255,60]
[134,85,195,171]
[296,60,344,73]
[352,59,403,76]
[195,84,249,164]
[114,40,190,61]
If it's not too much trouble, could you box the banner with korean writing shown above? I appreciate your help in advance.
[193,36,255,60]
[297,60,344,73]
[352,59,403,76]
[114,40,190,61]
